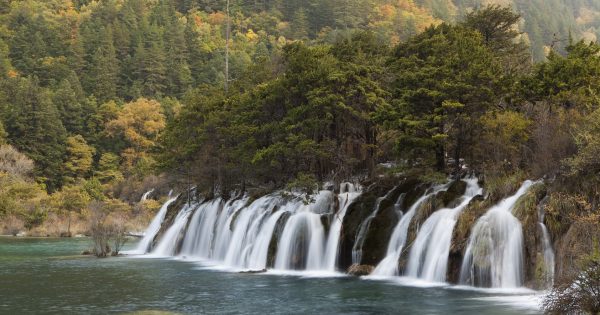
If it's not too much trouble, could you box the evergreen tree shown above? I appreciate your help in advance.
[86,27,119,103]
[52,78,84,134]
[377,24,498,171]
[2,77,67,191]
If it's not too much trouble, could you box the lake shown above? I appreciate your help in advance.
[0,237,543,314]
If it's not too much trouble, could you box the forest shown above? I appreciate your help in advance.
[0,0,599,312]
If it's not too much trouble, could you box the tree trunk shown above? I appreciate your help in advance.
[436,144,445,172]
[454,122,463,173]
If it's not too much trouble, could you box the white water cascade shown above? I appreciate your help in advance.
[140,189,155,202]
[404,178,482,282]
[371,183,449,276]
[323,183,361,271]
[147,183,361,272]
[351,187,397,265]
[537,196,555,286]
[152,202,196,256]
[459,180,535,288]
[132,197,177,254]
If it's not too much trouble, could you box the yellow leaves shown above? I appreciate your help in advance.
[245,29,258,41]
[442,100,465,109]
[64,135,95,182]
[106,98,166,150]
[479,110,531,169]
[7,69,18,78]
[105,98,165,175]
[481,110,531,143]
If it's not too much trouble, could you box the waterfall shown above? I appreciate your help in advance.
[146,183,361,272]
[405,178,482,282]
[351,187,397,265]
[140,189,155,202]
[459,180,535,288]
[371,182,448,276]
[152,202,196,256]
[323,183,361,271]
[537,196,555,286]
[132,197,177,254]
[274,211,326,270]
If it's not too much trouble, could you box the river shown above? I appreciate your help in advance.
[0,237,543,314]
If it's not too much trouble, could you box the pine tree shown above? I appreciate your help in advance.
[53,77,84,134]
[291,8,309,40]
[87,26,119,103]
[3,77,67,191]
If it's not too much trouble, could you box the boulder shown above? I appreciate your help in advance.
[347,264,374,276]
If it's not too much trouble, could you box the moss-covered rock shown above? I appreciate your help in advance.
[512,182,547,289]
[347,264,374,276]
[267,211,291,267]
[338,176,423,270]
[448,195,486,283]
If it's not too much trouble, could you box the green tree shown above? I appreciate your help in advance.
[376,23,498,171]
[86,26,118,103]
[95,152,123,184]
[2,77,67,191]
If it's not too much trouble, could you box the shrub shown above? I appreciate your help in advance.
[543,248,600,315]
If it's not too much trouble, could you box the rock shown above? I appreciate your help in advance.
[60,231,72,237]
[81,250,92,255]
[347,264,374,276]
[240,269,267,274]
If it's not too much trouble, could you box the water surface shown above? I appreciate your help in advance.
[0,237,542,314]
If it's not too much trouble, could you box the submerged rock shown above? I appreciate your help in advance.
[347,264,374,276]
[239,269,267,274]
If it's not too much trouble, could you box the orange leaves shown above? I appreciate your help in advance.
[208,12,226,25]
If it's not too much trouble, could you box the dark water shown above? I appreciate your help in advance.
[0,237,542,315]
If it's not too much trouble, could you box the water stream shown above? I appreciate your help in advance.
[460,181,535,288]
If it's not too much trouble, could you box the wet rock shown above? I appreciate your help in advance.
[339,177,423,270]
[347,264,374,276]
[512,183,547,289]
[267,212,291,267]
[240,269,267,274]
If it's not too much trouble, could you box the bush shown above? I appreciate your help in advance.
[89,200,130,257]
[543,248,600,314]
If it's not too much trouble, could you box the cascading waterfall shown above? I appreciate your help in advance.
[152,202,196,256]
[145,183,361,272]
[371,183,449,276]
[140,189,155,202]
[352,187,397,265]
[537,196,555,286]
[405,178,482,282]
[323,183,361,271]
[133,197,177,254]
[274,210,326,270]
[459,180,535,288]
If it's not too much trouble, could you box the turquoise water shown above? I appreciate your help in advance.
[0,237,542,314]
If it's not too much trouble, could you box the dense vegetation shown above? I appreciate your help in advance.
[0,0,598,293]
[0,0,598,311]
